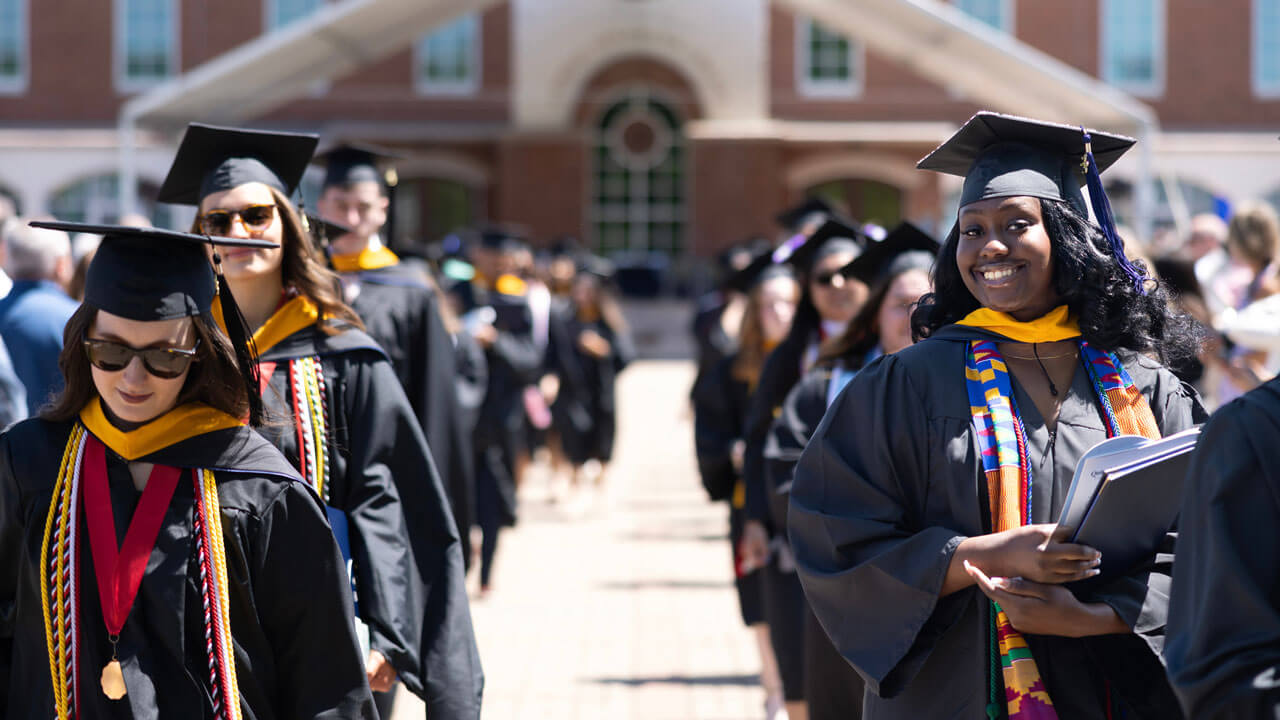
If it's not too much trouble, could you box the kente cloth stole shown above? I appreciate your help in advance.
[966,340,1159,720]
[40,426,241,720]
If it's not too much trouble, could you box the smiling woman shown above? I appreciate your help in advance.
[789,113,1207,720]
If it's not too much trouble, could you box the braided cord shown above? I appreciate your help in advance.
[41,425,84,719]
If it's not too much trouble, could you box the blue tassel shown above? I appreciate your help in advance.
[1081,129,1147,295]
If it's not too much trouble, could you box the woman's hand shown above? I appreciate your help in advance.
[942,524,1099,595]
[964,560,1129,637]
[577,329,612,358]
[739,520,770,573]
[366,649,398,693]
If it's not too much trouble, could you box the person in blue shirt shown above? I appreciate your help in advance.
[0,221,78,413]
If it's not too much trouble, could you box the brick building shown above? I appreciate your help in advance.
[0,0,1279,259]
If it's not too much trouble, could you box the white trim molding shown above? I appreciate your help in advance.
[794,15,864,100]
[414,12,481,96]
[1099,0,1166,98]
[114,0,180,94]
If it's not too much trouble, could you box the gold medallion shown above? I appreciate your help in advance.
[101,659,127,700]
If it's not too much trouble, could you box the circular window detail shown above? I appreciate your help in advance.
[605,106,674,172]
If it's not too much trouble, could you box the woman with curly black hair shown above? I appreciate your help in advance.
[788,113,1206,720]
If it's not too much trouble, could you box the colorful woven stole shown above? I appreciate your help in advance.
[40,426,241,719]
[966,339,1159,720]
[285,356,331,503]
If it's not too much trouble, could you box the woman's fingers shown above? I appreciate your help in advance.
[963,559,1005,599]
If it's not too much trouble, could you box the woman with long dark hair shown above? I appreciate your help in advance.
[693,252,800,720]
[764,225,936,719]
[0,222,374,717]
[544,258,635,487]
[739,217,869,720]
[157,123,481,720]
[789,113,1206,719]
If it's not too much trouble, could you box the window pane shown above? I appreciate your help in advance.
[122,0,174,82]
[417,14,477,88]
[803,19,859,89]
[1102,0,1160,89]
[955,0,1008,30]
[592,96,685,255]
[0,0,21,80]
[270,0,322,29]
[1257,0,1280,91]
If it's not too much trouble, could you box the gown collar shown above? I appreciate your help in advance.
[79,399,243,462]
[953,305,1080,344]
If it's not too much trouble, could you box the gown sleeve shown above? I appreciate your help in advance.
[787,354,970,697]
[0,430,20,708]
[1166,389,1280,720]
[344,354,483,720]
[764,371,828,495]
[691,357,740,502]
[254,481,378,720]
[742,346,797,534]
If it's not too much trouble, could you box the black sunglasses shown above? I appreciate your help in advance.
[198,204,277,237]
[82,337,201,379]
[812,270,848,287]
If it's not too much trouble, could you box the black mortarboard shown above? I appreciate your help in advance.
[577,255,617,280]
[314,143,403,189]
[839,221,939,285]
[917,111,1134,216]
[157,123,319,206]
[778,217,865,271]
[919,111,1147,293]
[305,214,352,248]
[775,197,836,233]
[28,220,277,424]
[475,226,529,253]
[725,249,795,294]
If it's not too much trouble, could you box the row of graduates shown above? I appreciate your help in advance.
[0,122,499,719]
[697,110,1280,720]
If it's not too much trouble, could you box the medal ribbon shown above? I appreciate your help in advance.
[81,434,182,639]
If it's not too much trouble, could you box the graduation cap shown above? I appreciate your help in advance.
[724,249,796,294]
[28,220,276,424]
[157,123,319,206]
[778,216,865,271]
[775,197,836,233]
[314,142,404,189]
[475,226,529,253]
[305,214,352,248]
[918,111,1145,293]
[838,221,938,286]
[577,254,617,281]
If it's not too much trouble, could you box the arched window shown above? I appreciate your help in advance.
[591,91,686,255]
[48,174,171,227]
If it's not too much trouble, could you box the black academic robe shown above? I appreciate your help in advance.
[691,353,765,627]
[345,266,474,547]
[743,330,813,537]
[255,323,482,720]
[767,363,866,720]
[789,325,1206,720]
[449,280,541,528]
[0,418,375,719]
[544,305,635,465]
[690,291,737,398]
[1166,377,1280,719]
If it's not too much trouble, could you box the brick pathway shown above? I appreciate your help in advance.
[393,359,764,719]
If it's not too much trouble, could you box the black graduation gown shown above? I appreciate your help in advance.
[255,323,482,720]
[449,280,541,528]
[691,353,765,627]
[788,325,1206,719]
[344,265,474,546]
[0,418,375,719]
[545,305,635,465]
[767,365,866,720]
[690,291,736,398]
[1166,377,1280,719]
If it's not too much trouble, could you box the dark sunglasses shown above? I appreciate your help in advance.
[198,204,277,237]
[82,337,201,379]
[812,270,848,287]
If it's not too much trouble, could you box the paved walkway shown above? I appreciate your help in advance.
[393,359,764,719]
